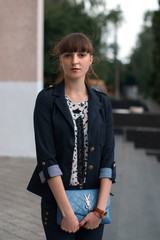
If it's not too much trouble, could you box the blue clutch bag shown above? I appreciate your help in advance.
[57,189,112,225]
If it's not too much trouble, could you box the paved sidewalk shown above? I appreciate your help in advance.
[0,157,45,240]
[0,135,160,240]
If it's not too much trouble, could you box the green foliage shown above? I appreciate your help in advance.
[93,57,114,85]
[89,0,105,7]
[127,11,154,96]
[150,10,160,103]
[106,7,123,25]
[126,8,160,104]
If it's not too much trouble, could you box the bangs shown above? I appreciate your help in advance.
[58,33,93,54]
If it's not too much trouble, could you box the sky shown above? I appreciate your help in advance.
[106,0,159,62]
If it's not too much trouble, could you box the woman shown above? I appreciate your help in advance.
[27,32,116,240]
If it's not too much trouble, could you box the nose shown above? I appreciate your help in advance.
[72,53,78,65]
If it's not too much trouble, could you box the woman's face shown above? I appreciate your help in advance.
[60,52,93,81]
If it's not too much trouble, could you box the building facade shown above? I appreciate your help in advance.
[0,0,44,157]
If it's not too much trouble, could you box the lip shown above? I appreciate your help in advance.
[71,68,80,71]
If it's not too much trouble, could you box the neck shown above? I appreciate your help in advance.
[64,78,88,103]
[64,78,86,93]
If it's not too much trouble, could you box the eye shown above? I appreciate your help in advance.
[63,53,72,58]
[78,52,86,57]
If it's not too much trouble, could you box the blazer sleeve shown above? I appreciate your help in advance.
[34,89,63,184]
[99,95,116,183]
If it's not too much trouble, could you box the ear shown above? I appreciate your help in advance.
[90,55,93,66]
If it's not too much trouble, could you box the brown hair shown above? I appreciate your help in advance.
[52,33,98,83]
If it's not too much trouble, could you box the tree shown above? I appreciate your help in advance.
[106,6,123,99]
[127,11,154,97]
[150,6,160,103]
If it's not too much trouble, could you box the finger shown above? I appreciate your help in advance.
[79,218,87,227]
[73,227,80,233]
[61,227,67,232]
[79,221,84,227]
[83,224,90,229]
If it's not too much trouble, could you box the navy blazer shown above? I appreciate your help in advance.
[27,81,116,201]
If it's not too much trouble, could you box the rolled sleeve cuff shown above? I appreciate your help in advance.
[39,165,63,183]
[99,168,112,179]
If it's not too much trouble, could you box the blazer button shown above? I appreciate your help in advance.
[42,161,45,166]
[79,186,83,190]
[88,165,94,170]
[90,147,95,152]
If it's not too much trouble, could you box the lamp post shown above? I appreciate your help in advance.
[113,21,120,99]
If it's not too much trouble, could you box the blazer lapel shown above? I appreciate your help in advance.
[51,81,74,130]
[51,81,103,132]
[86,83,103,131]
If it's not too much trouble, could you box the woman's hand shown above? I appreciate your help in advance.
[61,212,80,233]
[79,212,102,230]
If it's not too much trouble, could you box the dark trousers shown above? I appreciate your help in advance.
[41,198,104,240]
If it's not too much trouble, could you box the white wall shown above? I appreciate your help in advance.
[0,82,41,157]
